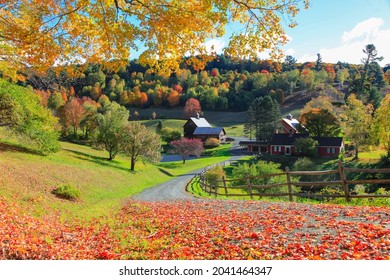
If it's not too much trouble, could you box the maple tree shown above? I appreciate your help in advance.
[340,94,373,160]
[184,98,202,118]
[299,108,340,137]
[120,121,161,171]
[0,0,310,79]
[62,98,84,137]
[169,138,204,164]
[373,94,390,152]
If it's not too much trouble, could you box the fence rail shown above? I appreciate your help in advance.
[198,161,390,202]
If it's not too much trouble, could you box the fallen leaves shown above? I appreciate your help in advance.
[0,198,389,260]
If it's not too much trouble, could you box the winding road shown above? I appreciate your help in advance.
[133,137,250,201]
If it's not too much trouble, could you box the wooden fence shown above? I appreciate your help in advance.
[199,161,390,202]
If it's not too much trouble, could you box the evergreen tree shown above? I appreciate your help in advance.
[248,96,280,142]
[315,53,323,71]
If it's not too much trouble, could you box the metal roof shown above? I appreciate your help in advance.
[193,127,225,135]
[189,117,212,128]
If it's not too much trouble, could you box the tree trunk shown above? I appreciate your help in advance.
[130,157,136,171]
[182,158,186,164]
[354,145,359,160]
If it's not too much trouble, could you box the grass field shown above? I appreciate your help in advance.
[0,138,230,221]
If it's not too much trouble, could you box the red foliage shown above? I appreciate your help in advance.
[1,198,389,260]
[211,68,219,77]
[184,98,202,118]
[172,84,183,94]
[169,138,203,163]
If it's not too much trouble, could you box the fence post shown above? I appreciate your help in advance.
[222,176,228,197]
[338,161,350,203]
[285,166,293,202]
[246,174,253,199]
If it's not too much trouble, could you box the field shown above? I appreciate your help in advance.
[0,138,230,220]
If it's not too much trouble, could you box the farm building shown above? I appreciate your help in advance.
[193,127,226,142]
[183,114,226,141]
[240,134,343,158]
[281,113,305,134]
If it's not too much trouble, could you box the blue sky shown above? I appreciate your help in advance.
[204,0,390,66]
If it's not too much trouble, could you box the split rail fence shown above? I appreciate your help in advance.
[199,161,390,202]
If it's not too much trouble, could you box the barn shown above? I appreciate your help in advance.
[183,114,226,141]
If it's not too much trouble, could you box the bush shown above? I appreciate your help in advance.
[204,137,220,148]
[52,184,80,201]
[205,165,225,188]
[160,127,181,142]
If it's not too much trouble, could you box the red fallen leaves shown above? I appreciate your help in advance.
[0,198,389,260]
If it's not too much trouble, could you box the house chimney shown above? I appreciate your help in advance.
[287,113,293,120]
[196,112,200,119]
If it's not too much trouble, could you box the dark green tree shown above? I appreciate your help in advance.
[359,44,383,97]
[282,55,297,71]
[249,96,280,142]
[315,53,323,71]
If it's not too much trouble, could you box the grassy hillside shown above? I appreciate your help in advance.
[0,139,230,221]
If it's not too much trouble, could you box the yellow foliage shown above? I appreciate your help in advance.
[0,0,310,78]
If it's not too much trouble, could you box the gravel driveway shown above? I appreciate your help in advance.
[133,137,251,201]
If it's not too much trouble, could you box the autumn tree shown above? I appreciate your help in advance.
[169,138,204,164]
[184,98,202,118]
[96,102,129,160]
[80,100,99,139]
[299,108,340,137]
[0,79,60,154]
[62,98,84,137]
[340,94,373,159]
[120,122,161,171]
[373,94,390,152]
[1,0,310,79]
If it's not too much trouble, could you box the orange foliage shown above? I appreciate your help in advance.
[167,90,181,107]
[0,198,389,260]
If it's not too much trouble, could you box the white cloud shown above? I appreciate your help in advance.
[203,39,226,54]
[298,17,390,66]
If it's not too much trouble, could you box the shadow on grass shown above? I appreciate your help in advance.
[157,168,174,177]
[0,142,44,156]
[63,148,129,172]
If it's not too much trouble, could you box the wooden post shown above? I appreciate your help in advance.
[338,161,350,203]
[285,166,293,202]
[246,174,253,199]
[222,176,228,197]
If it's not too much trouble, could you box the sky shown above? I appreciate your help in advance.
[203,0,390,66]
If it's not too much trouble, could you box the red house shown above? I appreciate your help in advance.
[269,134,343,157]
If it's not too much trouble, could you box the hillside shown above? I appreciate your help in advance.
[0,139,229,220]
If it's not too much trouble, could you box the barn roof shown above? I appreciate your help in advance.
[270,133,309,145]
[189,117,212,128]
[193,127,225,135]
[270,134,343,147]
[313,137,344,147]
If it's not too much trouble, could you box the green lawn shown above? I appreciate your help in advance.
[0,139,231,221]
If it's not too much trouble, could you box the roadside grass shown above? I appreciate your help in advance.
[188,154,390,206]
[0,139,231,221]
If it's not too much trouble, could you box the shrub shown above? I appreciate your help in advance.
[204,137,220,148]
[205,165,225,188]
[160,128,181,142]
[52,184,80,201]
